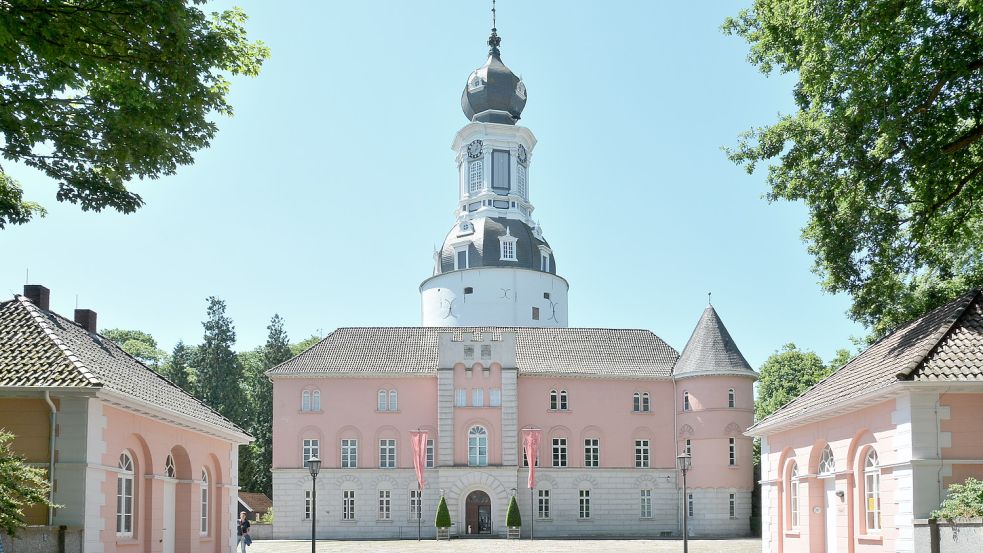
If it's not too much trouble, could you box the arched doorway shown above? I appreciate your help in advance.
[464,490,492,535]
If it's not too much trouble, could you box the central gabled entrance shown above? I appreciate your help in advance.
[464,490,492,535]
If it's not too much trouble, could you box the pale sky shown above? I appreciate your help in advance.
[0,1,866,367]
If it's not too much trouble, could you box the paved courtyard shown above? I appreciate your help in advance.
[248,538,761,553]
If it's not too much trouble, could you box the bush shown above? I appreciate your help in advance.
[506,495,521,528]
[258,507,274,524]
[0,430,53,536]
[435,495,451,528]
[931,477,983,520]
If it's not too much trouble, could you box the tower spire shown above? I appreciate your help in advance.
[488,0,501,56]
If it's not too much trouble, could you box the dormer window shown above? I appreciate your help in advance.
[539,246,552,272]
[516,80,527,100]
[469,74,484,91]
[454,246,469,270]
[500,227,517,261]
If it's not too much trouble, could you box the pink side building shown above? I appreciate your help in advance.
[749,289,983,553]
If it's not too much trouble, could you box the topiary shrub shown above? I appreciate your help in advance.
[931,477,983,520]
[506,495,521,528]
[435,495,451,528]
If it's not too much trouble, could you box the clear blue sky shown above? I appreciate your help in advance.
[0,0,866,368]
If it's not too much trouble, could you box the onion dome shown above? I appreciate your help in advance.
[437,218,554,274]
[674,305,756,379]
[461,29,527,125]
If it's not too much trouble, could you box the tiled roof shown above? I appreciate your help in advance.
[268,327,679,378]
[238,492,272,514]
[674,306,756,379]
[0,296,247,437]
[750,289,983,434]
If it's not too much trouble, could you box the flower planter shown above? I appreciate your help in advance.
[507,527,521,539]
[436,527,450,540]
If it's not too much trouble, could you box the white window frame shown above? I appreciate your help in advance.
[632,392,640,412]
[729,493,737,519]
[635,439,650,468]
[468,426,489,466]
[789,462,800,528]
[683,391,691,411]
[499,228,517,261]
[388,390,398,411]
[728,388,736,408]
[302,390,311,412]
[341,439,357,468]
[472,388,484,407]
[489,388,502,407]
[640,489,653,518]
[579,489,591,519]
[455,388,467,407]
[685,439,692,458]
[584,438,599,468]
[549,389,558,410]
[552,438,568,467]
[378,390,388,411]
[558,390,568,410]
[537,489,550,519]
[865,449,881,532]
[343,490,356,520]
[819,445,835,475]
[303,439,320,467]
[642,392,650,412]
[729,437,737,466]
[517,163,527,199]
[378,490,391,520]
[454,246,469,270]
[409,489,421,519]
[305,490,312,520]
[116,452,134,536]
[200,469,209,536]
[426,439,435,468]
[312,390,321,411]
[688,493,694,517]
[164,454,175,478]
[379,439,396,468]
[468,160,483,194]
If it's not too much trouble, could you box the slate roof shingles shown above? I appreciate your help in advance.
[674,305,756,378]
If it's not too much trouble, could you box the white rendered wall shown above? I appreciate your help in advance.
[421,267,568,327]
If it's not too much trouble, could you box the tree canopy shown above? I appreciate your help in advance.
[724,0,983,339]
[755,343,852,421]
[0,430,52,536]
[102,328,167,368]
[0,1,269,228]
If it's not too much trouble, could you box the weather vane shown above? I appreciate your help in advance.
[708,291,712,306]
[492,0,496,30]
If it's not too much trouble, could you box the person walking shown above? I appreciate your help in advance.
[236,511,251,552]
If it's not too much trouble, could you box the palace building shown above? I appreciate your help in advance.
[268,21,756,540]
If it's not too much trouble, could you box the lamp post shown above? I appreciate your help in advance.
[676,453,691,553]
[307,456,321,553]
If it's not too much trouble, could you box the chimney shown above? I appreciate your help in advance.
[23,285,50,310]
[74,309,98,333]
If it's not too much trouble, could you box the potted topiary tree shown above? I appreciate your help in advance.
[435,495,451,540]
[505,495,522,539]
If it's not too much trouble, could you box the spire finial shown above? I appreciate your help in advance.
[487,0,501,55]
[708,291,712,306]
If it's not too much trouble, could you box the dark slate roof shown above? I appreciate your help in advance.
[673,306,756,379]
[750,289,983,433]
[461,32,526,125]
[268,327,679,378]
[438,217,555,275]
[0,295,247,437]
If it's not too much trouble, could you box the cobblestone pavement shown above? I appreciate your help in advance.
[248,538,761,553]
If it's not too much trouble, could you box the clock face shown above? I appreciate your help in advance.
[517,144,528,165]
[467,140,483,160]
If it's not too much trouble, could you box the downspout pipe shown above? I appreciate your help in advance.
[44,391,57,525]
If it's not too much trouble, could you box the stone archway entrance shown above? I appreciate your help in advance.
[464,490,492,535]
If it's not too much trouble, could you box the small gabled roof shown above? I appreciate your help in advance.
[238,492,272,514]
[0,295,248,439]
[749,289,983,435]
[673,305,756,379]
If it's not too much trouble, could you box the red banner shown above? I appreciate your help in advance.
[521,428,542,489]
[410,431,428,490]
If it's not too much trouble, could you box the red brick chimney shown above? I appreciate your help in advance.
[74,309,98,333]
[23,285,50,310]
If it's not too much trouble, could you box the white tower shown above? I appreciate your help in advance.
[420,25,568,327]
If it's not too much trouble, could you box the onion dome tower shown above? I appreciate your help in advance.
[420,13,568,327]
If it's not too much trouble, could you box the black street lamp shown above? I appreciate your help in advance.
[308,456,321,553]
[676,453,692,553]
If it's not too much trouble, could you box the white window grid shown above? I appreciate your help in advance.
[389,390,398,411]
[378,491,391,520]
[865,450,881,531]
[729,493,736,519]
[552,438,568,467]
[687,493,694,517]
[537,489,550,519]
[579,490,591,519]
[683,391,691,411]
[790,462,800,528]
[426,439,435,468]
[409,490,421,519]
[635,440,650,468]
[455,388,467,407]
[468,426,489,466]
[302,390,311,411]
[303,439,319,466]
[379,439,396,468]
[164,454,175,478]
[378,390,387,411]
[729,438,737,466]
[640,489,652,518]
[468,160,483,194]
[584,439,599,468]
[685,439,692,458]
[728,388,736,408]
[517,164,527,199]
[116,452,134,536]
[200,469,208,535]
[343,490,356,520]
[341,439,357,468]
[500,239,516,261]
[819,445,835,475]
[305,491,312,520]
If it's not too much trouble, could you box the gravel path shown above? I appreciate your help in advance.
[248,538,761,553]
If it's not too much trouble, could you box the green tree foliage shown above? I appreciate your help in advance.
[724,1,983,339]
[102,328,168,368]
[161,340,195,391]
[0,430,52,536]
[194,297,245,427]
[506,495,521,528]
[435,495,451,528]
[290,334,323,356]
[0,1,269,228]
[932,477,983,520]
[755,343,846,421]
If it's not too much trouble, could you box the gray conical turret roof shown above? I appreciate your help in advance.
[674,305,756,379]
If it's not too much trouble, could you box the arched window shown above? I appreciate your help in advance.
[641,392,650,412]
[378,390,388,411]
[558,390,568,410]
[468,426,488,466]
[864,449,880,531]
[728,388,736,408]
[312,390,321,411]
[388,390,398,411]
[116,452,134,536]
[683,391,691,412]
[302,390,311,411]
[164,454,176,478]
[819,445,835,475]
[788,461,800,528]
[549,389,558,410]
[633,392,641,412]
[200,469,209,535]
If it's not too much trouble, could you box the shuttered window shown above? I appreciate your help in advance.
[492,150,510,192]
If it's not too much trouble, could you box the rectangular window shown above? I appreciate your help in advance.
[410,490,421,519]
[455,388,467,407]
[522,448,540,467]
[685,439,692,458]
[379,439,396,468]
[552,438,568,467]
[492,150,510,192]
[489,388,502,407]
[537,489,550,519]
[305,491,312,520]
[640,489,652,518]
[635,439,650,468]
[341,439,358,468]
[116,476,133,534]
[729,493,736,519]
[472,388,484,407]
[532,306,540,320]
[455,249,468,270]
[540,253,549,272]
[501,239,516,261]
[378,490,391,520]
[517,164,527,199]
[303,439,319,467]
[343,490,355,521]
[688,493,694,518]
[464,345,474,359]
[729,438,736,466]
[579,490,591,519]
[480,344,491,359]
[468,160,483,193]
[584,439,599,468]
[426,439,435,468]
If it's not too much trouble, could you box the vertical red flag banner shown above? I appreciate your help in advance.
[521,428,542,489]
[410,431,428,490]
